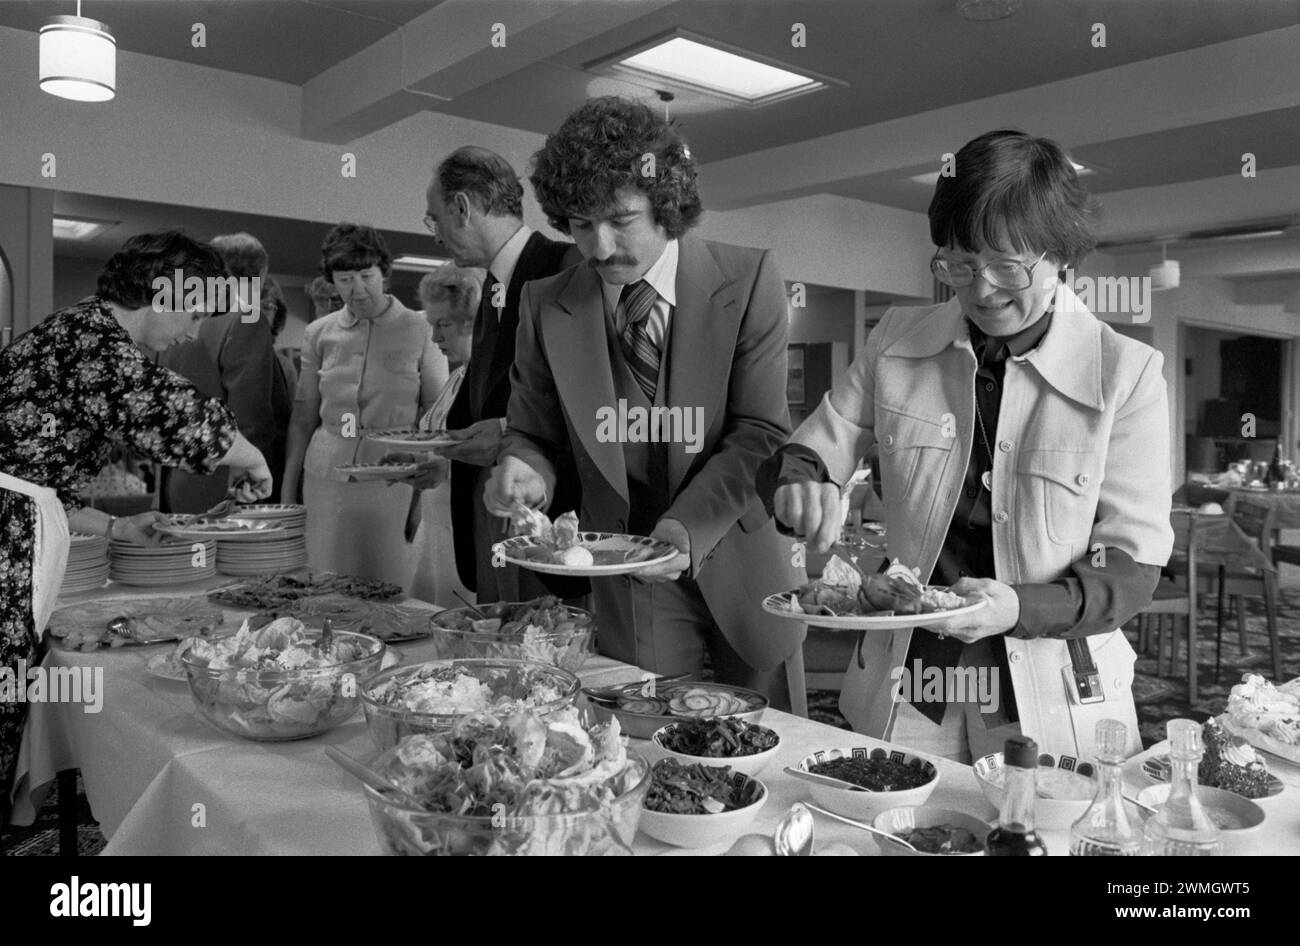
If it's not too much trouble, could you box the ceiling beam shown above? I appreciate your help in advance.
[699,25,1300,210]
[300,0,677,144]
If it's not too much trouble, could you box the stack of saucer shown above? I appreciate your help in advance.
[216,504,309,576]
[59,533,110,595]
[110,539,217,586]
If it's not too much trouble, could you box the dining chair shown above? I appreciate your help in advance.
[1213,501,1282,681]
[1137,512,1201,702]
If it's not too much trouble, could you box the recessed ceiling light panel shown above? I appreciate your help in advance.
[589,30,843,108]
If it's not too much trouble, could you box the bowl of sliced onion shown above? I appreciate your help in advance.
[588,680,767,740]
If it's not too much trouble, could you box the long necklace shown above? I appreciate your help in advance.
[974,399,995,492]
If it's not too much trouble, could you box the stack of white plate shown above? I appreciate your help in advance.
[110,539,217,586]
[59,533,110,595]
[216,504,309,576]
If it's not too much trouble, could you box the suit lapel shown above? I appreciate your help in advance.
[665,235,733,494]
[552,265,628,502]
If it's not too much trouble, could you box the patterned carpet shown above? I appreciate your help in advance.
[4,579,1296,855]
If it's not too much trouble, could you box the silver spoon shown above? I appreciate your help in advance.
[773,803,815,856]
[323,746,422,808]
[803,802,920,852]
[784,765,870,793]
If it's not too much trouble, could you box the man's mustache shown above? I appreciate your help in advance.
[589,255,639,269]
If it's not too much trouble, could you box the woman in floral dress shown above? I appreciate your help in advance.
[0,230,274,822]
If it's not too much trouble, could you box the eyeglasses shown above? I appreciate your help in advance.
[422,214,439,237]
[931,250,1048,290]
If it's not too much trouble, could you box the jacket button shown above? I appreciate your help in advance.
[998,440,1013,452]
[1076,473,1090,486]
[994,511,1008,523]
[1010,652,1023,663]
[617,520,625,530]
[883,434,894,447]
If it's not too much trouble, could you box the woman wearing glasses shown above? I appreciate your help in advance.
[758,130,1173,763]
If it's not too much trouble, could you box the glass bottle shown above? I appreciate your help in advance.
[1141,718,1222,856]
[1069,719,1143,856]
[985,735,1049,856]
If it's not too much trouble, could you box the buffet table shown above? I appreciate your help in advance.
[13,579,1300,855]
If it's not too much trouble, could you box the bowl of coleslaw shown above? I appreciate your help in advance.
[360,657,581,751]
[362,709,651,855]
[181,617,386,741]
[427,597,593,673]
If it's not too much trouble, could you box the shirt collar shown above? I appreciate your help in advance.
[487,224,533,289]
[600,238,679,313]
[967,308,1055,365]
[336,295,399,329]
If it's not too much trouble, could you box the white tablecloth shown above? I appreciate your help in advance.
[13,579,1300,855]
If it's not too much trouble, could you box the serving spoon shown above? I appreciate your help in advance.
[803,802,920,852]
[452,590,489,619]
[783,765,870,793]
[323,746,422,808]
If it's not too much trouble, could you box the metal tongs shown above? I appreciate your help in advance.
[581,672,691,704]
[192,498,238,525]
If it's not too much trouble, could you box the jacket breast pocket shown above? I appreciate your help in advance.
[1017,448,1102,546]
[875,406,954,502]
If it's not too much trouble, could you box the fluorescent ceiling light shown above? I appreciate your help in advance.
[910,161,1090,187]
[53,216,116,240]
[392,254,450,273]
[592,32,838,107]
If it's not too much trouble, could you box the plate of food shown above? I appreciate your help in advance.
[1218,673,1300,765]
[258,599,434,644]
[335,460,421,482]
[363,427,457,450]
[48,597,226,652]
[206,572,403,610]
[1141,718,1284,799]
[762,557,986,629]
[494,507,677,576]
[154,516,286,541]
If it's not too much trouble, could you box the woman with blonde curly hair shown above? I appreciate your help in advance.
[402,263,485,605]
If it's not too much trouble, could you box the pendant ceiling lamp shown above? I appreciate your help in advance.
[40,1,116,102]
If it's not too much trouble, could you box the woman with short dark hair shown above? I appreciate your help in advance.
[760,130,1173,764]
[282,223,448,588]
[0,229,273,819]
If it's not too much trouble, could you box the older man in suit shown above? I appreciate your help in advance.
[423,146,585,602]
[485,98,804,703]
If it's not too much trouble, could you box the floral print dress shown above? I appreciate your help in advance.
[0,298,237,819]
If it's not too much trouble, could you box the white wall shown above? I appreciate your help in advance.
[697,194,933,297]
[0,26,554,237]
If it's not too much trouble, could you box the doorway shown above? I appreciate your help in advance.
[1184,325,1290,471]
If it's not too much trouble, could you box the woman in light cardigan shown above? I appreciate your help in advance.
[403,265,486,606]
[283,224,448,589]
[759,130,1173,764]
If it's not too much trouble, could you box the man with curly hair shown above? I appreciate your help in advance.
[485,97,805,705]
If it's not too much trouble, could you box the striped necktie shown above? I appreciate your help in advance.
[619,279,660,402]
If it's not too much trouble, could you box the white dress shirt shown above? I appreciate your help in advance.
[600,239,679,351]
[485,224,533,322]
